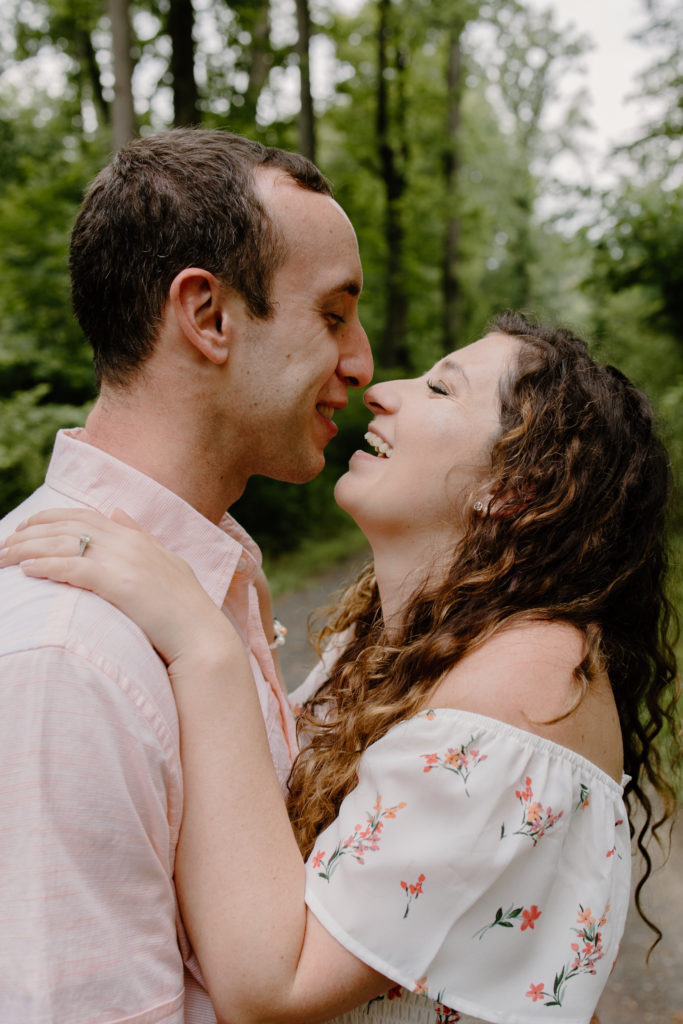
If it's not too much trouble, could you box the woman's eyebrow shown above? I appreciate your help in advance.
[436,357,471,389]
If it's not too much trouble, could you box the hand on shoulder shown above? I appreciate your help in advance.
[1,506,238,667]
[431,619,623,780]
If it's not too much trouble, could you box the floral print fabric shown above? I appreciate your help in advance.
[300,706,630,1024]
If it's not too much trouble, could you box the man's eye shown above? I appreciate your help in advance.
[326,312,346,325]
[427,378,450,395]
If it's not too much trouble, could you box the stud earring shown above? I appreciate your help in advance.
[473,500,484,513]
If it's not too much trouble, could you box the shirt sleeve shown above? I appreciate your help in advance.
[304,709,630,1023]
[0,645,185,1024]
[289,629,352,716]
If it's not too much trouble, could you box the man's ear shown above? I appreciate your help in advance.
[168,268,231,365]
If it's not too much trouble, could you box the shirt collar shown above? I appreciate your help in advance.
[45,429,260,609]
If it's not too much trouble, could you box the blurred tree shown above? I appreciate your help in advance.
[11,0,110,130]
[108,0,137,144]
[167,0,199,126]
[620,0,682,186]
[581,0,683,521]
[295,0,315,160]
[375,0,409,367]
[0,98,101,515]
[474,0,593,307]
[437,0,479,352]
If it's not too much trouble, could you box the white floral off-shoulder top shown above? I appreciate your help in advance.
[289,660,630,1024]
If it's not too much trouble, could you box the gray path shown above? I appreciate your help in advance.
[274,555,682,1023]
[274,548,371,692]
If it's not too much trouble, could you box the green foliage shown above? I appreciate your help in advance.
[0,385,91,513]
[589,183,683,342]
[0,96,101,514]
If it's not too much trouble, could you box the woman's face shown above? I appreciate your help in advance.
[334,331,520,548]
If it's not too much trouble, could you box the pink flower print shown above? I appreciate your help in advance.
[420,709,437,721]
[435,1002,461,1023]
[502,775,564,845]
[419,733,487,796]
[400,873,426,917]
[311,850,325,870]
[413,977,428,997]
[576,907,594,926]
[527,903,609,1006]
[312,794,407,881]
[474,902,542,939]
[521,905,542,931]
[577,783,591,810]
[445,749,466,768]
[516,776,533,802]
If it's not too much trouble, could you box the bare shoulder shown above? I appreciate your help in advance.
[432,620,623,781]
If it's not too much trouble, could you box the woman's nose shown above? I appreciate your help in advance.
[363,379,399,414]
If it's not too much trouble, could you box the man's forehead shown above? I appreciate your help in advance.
[254,167,353,229]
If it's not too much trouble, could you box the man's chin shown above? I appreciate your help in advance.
[261,451,326,486]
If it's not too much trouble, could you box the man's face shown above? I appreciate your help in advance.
[225,171,373,486]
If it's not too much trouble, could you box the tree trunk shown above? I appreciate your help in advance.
[376,0,408,368]
[107,0,137,148]
[76,27,110,127]
[168,0,199,127]
[442,23,464,352]
[295,0,315,162]
[241,0,272,128]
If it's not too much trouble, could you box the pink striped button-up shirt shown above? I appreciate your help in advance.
[0,429,298,1024]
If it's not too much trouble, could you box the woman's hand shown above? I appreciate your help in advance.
[0,508,237,666]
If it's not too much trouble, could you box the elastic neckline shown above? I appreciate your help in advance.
[404,706,628,795]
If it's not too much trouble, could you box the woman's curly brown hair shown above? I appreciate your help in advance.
[286,311,680,948]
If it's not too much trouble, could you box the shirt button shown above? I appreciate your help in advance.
[237,556,247,571]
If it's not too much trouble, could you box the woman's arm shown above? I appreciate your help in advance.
[0,511,391,1024]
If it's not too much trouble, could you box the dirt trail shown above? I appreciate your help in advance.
[274,552,683,1023]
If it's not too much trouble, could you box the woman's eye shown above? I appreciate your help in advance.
[427,378,450,396]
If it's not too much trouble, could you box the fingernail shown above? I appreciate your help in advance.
[20,559,36,569]
[0,547,8,559]
[15,520,27,531]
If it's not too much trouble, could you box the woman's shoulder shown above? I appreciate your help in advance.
[431,619,623,782]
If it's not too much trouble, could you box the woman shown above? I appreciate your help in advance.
[2,313,679,1024]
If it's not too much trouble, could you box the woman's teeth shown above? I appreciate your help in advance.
[365,430,393,458]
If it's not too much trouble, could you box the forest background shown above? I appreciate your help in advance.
[0,0,681,609]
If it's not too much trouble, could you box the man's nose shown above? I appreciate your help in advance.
[339,322,373,388]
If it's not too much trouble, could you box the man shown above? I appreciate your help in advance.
[0,129,372,1022]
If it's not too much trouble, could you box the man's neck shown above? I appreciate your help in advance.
[83,393,247,524]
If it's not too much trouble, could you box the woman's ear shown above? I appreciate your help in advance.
[168,268,231,365]
[475,483,535,518]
